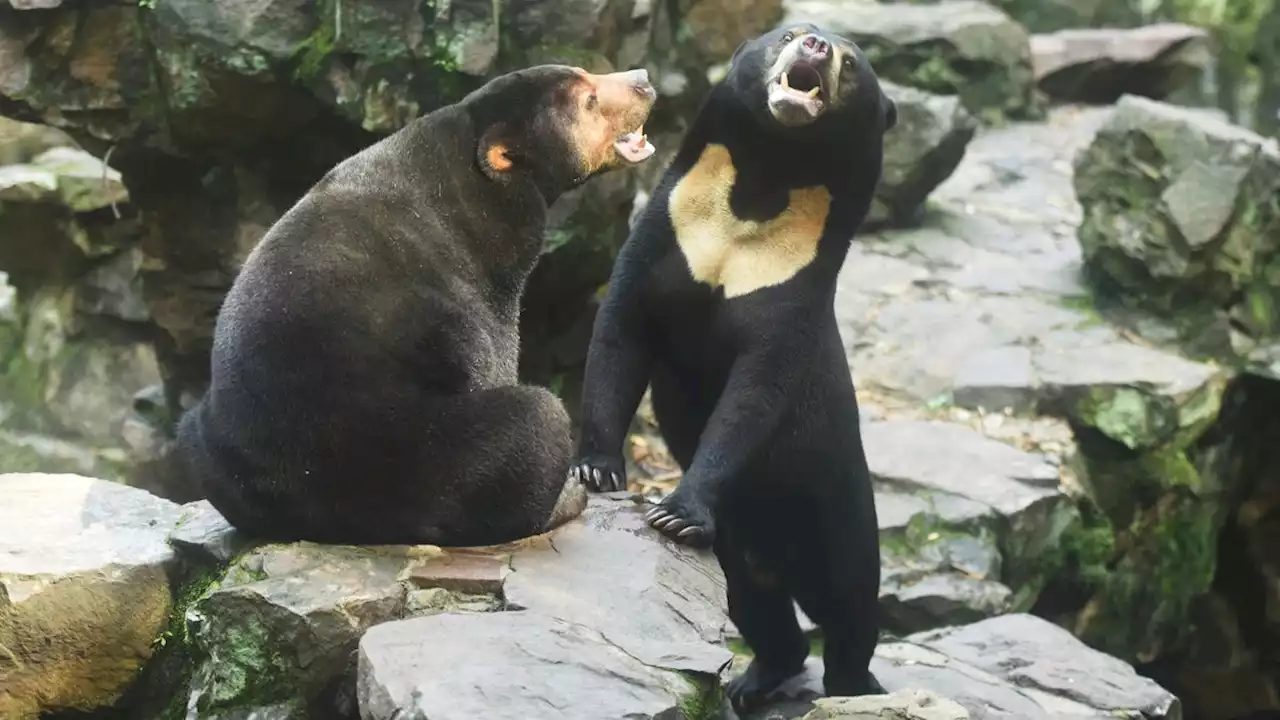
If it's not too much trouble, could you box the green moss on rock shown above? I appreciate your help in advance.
[678,672,725,720]
[1074,490,1221,663]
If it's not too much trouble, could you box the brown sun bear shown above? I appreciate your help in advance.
[568,24,897,713]
[177,65,657,547]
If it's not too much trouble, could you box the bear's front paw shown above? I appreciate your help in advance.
[567,454,627,493]
[644,487,716,547]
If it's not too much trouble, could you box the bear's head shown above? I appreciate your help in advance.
[465,65,658,198]
[723,23,897,138]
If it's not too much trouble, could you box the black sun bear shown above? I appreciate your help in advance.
[568,24,898,712]
[177,65,657,548]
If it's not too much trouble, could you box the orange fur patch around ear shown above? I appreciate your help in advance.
[486,142,513,172]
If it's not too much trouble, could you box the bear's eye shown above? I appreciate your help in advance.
[585,94,598,110]
[781,32,794,43]
[843,56,855,70]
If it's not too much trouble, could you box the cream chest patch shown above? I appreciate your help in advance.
[667,143,831,299]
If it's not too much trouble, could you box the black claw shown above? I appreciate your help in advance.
[649,512,670,525]
[570,466,581,483]
[654,515,678,529]
[665,519,688,533]
[677,526,701,539]
[645,508,665,521]
[610,472,622,491]
[591,468,602,488]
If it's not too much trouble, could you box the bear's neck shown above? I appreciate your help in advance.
[397,108,552,301]
[666,83,882,237]
[681,90,818,188]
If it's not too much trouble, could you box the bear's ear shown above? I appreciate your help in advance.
[479,123,515,179]
[881,95,898,132]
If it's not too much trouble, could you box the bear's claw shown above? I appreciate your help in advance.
[643,491,715,547]
[567,456,626,492]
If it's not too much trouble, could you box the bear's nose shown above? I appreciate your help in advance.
[801,34,830,60]
[623,68,656,100]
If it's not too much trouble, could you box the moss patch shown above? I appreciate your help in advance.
[1074,490,1221,663]
[678,672,724,720]
[148,565,225,720]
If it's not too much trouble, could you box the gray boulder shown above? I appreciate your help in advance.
[1074,94,1280,379]
[869,82,978,229]
[0,473,182,719]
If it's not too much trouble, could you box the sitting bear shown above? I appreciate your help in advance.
[178,65,657,547]
[568,24,897,712]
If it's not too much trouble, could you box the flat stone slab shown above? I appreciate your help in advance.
[913,614,1178,716]
[0,473,182,718]
[358,611,713,720]
[1032,23,1211,104]
[733,613,1180,720]
[506,493,731,659]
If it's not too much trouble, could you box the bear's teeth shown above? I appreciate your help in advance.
[780,72,791,90]
[806,86,820,98]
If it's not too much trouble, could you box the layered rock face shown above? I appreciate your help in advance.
[0,479,1182,720]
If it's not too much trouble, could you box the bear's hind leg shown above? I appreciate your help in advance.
[792,502,885,699]
[338,384,581,547]
[719,537,810,713]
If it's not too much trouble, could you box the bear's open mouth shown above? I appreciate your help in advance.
[614,126,654,164]
[780,62,824,101]
[767,58,827,125]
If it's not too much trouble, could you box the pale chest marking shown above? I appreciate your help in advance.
[667,143,832,299]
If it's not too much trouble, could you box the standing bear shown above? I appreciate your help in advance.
[178,65,657,548]
[568,24,897,713]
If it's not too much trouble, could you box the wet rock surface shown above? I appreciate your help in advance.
[782,0,1042,123]
[0,472,183,719]
[1032,24,1211,104]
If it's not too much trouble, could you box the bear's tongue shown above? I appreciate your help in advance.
[614,130,655,163]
